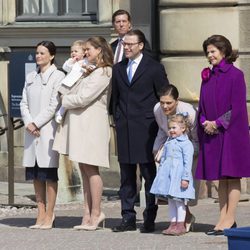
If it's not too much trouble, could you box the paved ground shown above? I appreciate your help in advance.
[0,182,250,250]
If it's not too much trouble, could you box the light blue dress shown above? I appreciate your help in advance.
[150,134,195,202]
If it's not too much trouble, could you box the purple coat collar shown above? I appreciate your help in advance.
[212,59,232,73]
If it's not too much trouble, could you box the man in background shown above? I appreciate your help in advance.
[111,9,152,63]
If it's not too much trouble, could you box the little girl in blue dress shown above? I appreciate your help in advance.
[150,113,195,236]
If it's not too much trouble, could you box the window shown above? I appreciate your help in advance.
[16,0,98,22]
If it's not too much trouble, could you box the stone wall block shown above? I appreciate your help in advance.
[247,103,250,122]
[160,8,239,53]
[238,55,250,99]
[98,0,112,23]
[239,7,250,52]
[57,156,83,203]
[159,0,238,6]
[0,61,8,152]
[161,57,207,101]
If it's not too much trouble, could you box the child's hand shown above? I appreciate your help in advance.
[71,56,79,62]
[181,180,189,189]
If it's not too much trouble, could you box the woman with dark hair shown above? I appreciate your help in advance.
[196,34,250,235]
[53,36,113,231]
[153,84,198,233]
[20,40,65,229]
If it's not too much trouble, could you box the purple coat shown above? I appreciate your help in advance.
[195,60,250,180]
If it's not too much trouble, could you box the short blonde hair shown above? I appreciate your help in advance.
[71,40,86,50]
[168,113,192,134]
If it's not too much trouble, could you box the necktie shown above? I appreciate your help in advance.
[127,60,134,83]
[114,39,123,64]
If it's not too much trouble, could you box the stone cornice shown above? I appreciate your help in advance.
[0,25,112,47]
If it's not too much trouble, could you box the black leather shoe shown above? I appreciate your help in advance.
[206,229,224,236]
[231,222,237,228]
[140,225,155,233]
[206,222,237,236]
[206,229,216,235]
[112,220,136,232]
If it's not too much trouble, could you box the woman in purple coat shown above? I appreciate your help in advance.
[196,35,250,235]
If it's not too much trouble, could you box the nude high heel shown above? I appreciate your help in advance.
[39,214,55,230]
[29,224,43,229]
[79,212,106,231]
[73,223,90,230]
[29,217,45,229]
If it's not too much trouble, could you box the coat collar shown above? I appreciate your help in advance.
[118,53,149,87]
[26,64,57,85]
[39,64,57,85]
[167,134,189,143]
[212,59,233,74]
[131,54,149,84]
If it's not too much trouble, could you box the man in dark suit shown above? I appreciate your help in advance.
[111,9,131,63]
[112,29,169,233]
[111,9,152,63]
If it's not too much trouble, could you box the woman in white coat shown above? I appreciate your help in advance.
[20,41,65,229]
[153,84,198,232]
[53,36,113,230]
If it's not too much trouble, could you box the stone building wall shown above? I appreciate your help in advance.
[0,0,250,202]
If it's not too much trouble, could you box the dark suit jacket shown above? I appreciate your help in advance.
[109,38,153,115]
[112,53,169,164]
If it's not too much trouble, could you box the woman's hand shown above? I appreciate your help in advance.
[202,120,218,135]
[181,180,189,189]
[26,123,40,137]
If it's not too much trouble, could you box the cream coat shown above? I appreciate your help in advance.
[20,64,65,168]
[53,67,112,168]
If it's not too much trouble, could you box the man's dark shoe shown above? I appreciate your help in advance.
[112,220,136,232]
[140,224,155,233]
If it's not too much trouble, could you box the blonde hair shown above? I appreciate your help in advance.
[71,40,86,51]
[168,113,192,134]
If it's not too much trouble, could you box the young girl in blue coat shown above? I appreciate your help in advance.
[150,113,195,236]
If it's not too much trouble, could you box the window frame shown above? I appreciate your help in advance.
[16,0,98,22]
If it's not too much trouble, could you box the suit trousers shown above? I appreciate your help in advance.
[119,162,158,225]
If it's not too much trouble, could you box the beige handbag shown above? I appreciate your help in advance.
[155,144,164,163]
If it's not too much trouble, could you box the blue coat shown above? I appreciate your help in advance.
[150,134,195,200]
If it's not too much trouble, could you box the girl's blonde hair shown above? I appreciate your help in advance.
[168,113,192,134]
[71,40,86,50]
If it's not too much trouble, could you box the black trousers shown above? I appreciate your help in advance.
[119,162,158,226]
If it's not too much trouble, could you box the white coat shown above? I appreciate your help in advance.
[53,67,112,168]
[20,64,65,168]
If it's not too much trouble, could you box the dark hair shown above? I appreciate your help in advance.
[158,84,179,100]
[202,35,238,63]
[112,9,131,23]
[125,29,146,49]
[36,40,56,64]
[86,36,113,67]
